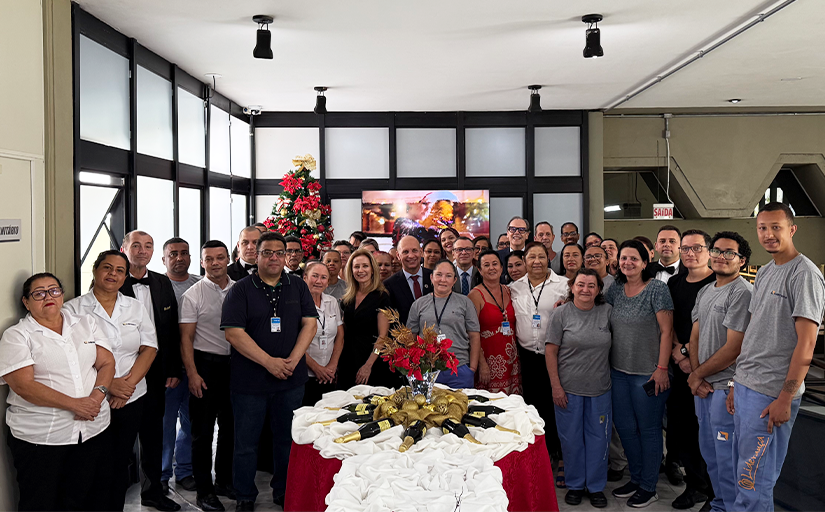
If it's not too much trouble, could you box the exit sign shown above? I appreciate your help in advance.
[653,203,674,220]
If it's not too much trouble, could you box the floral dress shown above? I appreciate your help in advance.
[476,286,522,395]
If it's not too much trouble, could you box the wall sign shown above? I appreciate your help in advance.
[653,204,674,220]
[0,219,22,242]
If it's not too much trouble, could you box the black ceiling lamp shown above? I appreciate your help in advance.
[253,15,274,59]
[582,14,604,59]
[314,87,328,114]
[527,85,542,113]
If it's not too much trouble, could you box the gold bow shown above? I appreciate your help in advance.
[292,154,317,171]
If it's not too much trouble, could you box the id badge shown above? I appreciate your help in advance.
[271,317,281,333]
[437,333,447,342]
[319,333,329,350]
[531,315,541,329]
[501,321,512,336]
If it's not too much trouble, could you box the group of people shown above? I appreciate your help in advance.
[1,202,823,512]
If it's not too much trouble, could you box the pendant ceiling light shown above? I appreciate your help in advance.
[314,87,328,114]
[527,85,542,113]
[582,14,604,59]
[253,15,274,59]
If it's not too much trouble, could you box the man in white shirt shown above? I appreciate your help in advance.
[385,235,433,325]
[452,237,477,295]
[227,227,261,282]
[653,225,685,283]
[180,240,236,511]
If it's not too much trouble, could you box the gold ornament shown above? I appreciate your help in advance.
[292,154,317,171]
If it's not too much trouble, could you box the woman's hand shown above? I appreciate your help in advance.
[110,375,136,400]
[552,386,568,408]
[109,396,128,410]
[315,365,336,384]
[650,368,670,396]
[72,397,101,421]
[478,361,491,385]
[355,362,373,385]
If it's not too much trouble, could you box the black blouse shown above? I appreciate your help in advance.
[338,290,399,390]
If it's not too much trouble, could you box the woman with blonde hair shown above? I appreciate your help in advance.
[338,249,395,389]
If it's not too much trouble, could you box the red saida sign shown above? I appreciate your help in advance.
[653,203,674,220]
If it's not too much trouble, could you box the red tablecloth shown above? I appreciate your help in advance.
[285,434,558,512]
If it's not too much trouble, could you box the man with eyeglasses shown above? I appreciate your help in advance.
[228,227,262,282]
[653,225,687,284]
[284,235,305,277]
[534,222,561,274]
[559,222,580,246]
[452,237,477,295]
[385,235,433,325]
[666,229,716,510]
[686,231,753,512]
[221,231,317,511]
[496,233,509,251]
[497,216,530,283]
[583,245,614,293]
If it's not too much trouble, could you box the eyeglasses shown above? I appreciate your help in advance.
[285,249,303,255]
[584,254,604,261]
[709,248,743,260]
[454,247,474,254]
[679,245,707,254]
[498,242,510,249]
[29,287,64,301]
[561,231,579,237]
[507,226,529,234]
[258,249,286,259]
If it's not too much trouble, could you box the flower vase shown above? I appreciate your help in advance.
[406,370,440,403]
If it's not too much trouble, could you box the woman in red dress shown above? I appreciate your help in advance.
[468,250,522,394]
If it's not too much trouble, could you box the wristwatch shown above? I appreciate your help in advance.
[93,385,109,396]
[680,345,689,357]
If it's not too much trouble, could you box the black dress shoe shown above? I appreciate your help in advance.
[237,500,255,511]
[664,461,684,486]
[672,489,708,510]
[607,468,624,482]
[141,495,182,511]
[196,493,225,512]
[161,480,170,496]
[273,494,286,507]
[699,500,713,512]
[565,489,585,505]
[176,475,197,492]
[214,482,237,500]
[589,491,608,508]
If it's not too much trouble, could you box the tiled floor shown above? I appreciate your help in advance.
[556,474,707,512]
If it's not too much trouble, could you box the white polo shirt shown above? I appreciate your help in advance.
[305,293,343,377]
[65,292,158,405]
[508,271,568,355]
[179,277,235,356]
[0,312,113,445]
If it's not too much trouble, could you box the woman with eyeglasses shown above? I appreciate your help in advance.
[64,250,159,511]
[338,249,395,390]
[562,243,585,281]
[422,238,444,271]
[439,227,459,263]
[0,273,117,511]
[468,250,521,394]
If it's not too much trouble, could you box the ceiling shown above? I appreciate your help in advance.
[75,0,823,112]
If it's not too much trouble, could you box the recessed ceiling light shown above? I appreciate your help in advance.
[780,77,803,81]
[727,99,741,104]
[604,205,621,212]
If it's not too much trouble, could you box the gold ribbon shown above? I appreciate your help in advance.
[292,154,317,171]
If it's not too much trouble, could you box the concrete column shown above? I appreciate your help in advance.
[587,111,604,235]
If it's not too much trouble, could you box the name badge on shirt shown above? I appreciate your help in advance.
[271,317,281,333]
[531,315,541,329]
[319,333,330,350]
[501,321,512,336]
[437,334,447,342]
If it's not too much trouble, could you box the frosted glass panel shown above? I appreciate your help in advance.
[209,187,232,252]
[209,106,230,175]
[396,128,456,178]
[466,128,525,177]
[490,197,523,244]
[231,118,251,178]
[178,88,206,167]
[325,128,389,179]
[79,35,130,150]
[137,177,175,273]
[79,185,118,253]
[231,194,248,241]
[255,128,320,179]
[533,194,583,243]
[330,198,362,243]
[256,195,278,223]
[178,187,201,275]
[136,66,173,160]
[535,127,580,177]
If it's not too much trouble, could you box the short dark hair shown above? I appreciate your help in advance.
[615,240,655,283]
[163,237,188,251]
[284,235,301,246]
[565,268,606,305]
[423,238,444,256]
[657,225,682,239]
[456,236,473,243]
[349,231,367,242]
[93,250,130,274]
[322,249,341,259]
[22,272,63,300]
[433,259,458,278]
[710,231,752,266]
[472,235,490,247]
[561,243,584,258]
[534,221,553,233]
[561,222,579,233]
[585,245,608,257]
[361,238,380,251]
[602,238,618,246]
[507,216,529,229]
[497,233,508,242]
[333,240,354,251]
[201,240,229,257]
[681,229,712,249]
[252,222,267,229]
[759,201,794,224]
[440,227,460,239]
[583,232,603,243]
[478,249,501,265]
[257,231,287,251]
[524,241,549,258]
[633,235,654,251]
[507,249,525,263]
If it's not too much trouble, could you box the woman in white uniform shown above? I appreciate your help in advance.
[302,261,344,406]
[64,250,158,511]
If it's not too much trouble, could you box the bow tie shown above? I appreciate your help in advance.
[244,263,257,270]
[660,265,676,275]
[131,275,151,286]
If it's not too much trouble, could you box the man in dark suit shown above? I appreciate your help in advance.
[284,235,305,278]
[384,235,432,325]
[227,226,262,282]
[497,216,530,283]
[452,237,477,294]
[120,230,182,511]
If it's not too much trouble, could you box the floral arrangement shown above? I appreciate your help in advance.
[263,154,333,258]
[378,308,459,379]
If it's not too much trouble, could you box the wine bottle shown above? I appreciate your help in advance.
[440,418,481,444]
[353,394,390,405]
[462,414,520,434]
[314,411,374,426]
[467,405,505,416]
[398,420,427,452]
[466,394,503,403]
[334,417,395,443]
[325,403,376,413]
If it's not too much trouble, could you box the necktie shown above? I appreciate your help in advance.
[131,275,151,286]
[661,265,676,275]
[461,272,470,295]
[244,263,257,270]
[411,275,422,299]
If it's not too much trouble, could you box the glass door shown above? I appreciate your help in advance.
[79,171,126,291]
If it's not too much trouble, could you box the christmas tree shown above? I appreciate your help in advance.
[263,154,334,259]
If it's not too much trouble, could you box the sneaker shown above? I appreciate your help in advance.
[672,488,708,510]
[589,491,608,508]
[627,489,659,508]
[607,468,624,482]
[176,475,197,492]
[612,481,639,498]
[565,489,585,505]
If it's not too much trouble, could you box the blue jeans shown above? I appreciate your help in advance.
[161,374,192,481]
[611,369,669,493]
[695,390,736,512]
[554,391,612,492]
[732,384,800,512]
[232,386,305,502]
[436,364,475,390]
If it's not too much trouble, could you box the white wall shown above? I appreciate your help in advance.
[0,1,47,509]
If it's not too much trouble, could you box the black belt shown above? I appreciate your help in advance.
[194,350,231,363]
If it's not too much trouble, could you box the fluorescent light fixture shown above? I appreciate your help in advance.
[727,98,741,104]
[604,205,621,212]
[79,172,113,186]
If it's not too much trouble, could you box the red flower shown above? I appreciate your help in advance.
[411,369,423,380]
[279,174,304,194]
[307,181,322,192]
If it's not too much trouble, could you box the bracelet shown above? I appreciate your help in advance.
[656,365,668,371]
[372,348,381,355]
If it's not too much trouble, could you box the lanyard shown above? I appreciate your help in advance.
[481,282,508,322]
[316,304,326,335]
[527,277,547,315]
[432,292,453,331]
[261,276,282,317]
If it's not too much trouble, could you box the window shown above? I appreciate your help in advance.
[466,128,525,177]
[137,176,175,273]
[325,128,390,179]
[752,168,819,217]
[535,127,580,177]
[603,170,683,219]
[489,197,524,243]
[230,118,251,178]
[231,194,249,241]
[330,198,363,242]
[79,172,125,291]
[396,128,456,178]
[255,128,320,179]
[137,66,173,160]
[255,195,279,223]
[534,193,583,245]
[209,105,231,175]
[209,187,232,251]
[79,35,130,150]
[178,187,202,274]
[178,87,206,167]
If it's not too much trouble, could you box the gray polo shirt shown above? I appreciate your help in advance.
[406,292,480,367]
[735,254,825,399]
[546,302,613,396]
[170,274,202,307]
[691,277,752,390]
[324,279,347,300]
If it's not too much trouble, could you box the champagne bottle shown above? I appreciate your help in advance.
[440,418,481,444]
[466,394,502,403]
[467,405,505,416]
[398,420,427,452]
[353,394,390,405]
[314,411,374,426]
[462,414,520,434]
[334,417,395,443]
[325,403,376,413]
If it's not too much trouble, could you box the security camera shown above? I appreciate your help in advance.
[244,105,262,116]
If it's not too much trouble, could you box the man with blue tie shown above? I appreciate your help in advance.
[452,237,477,295]
[384,235,432,325]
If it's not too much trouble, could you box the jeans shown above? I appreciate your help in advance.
[732,384,800,512]
[611,369,670,493]
[695,389,736,512]
[435,364,475,390]
[554,391,612,492]
[232,386,305,502]
[161,373,192,482]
